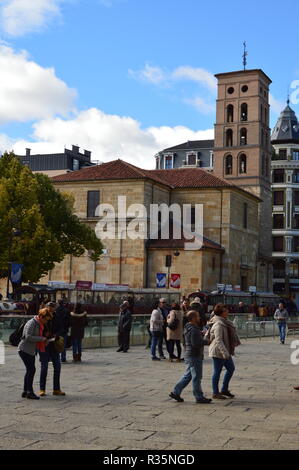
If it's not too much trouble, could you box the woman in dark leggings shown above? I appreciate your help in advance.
[166,303,184,362]
[18,309,51,399]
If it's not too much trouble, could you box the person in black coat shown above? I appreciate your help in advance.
[39,302,66,396]
[70,303,88,362]
[117,301,132,353]
[55,300,71,363]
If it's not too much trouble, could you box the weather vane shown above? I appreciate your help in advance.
[242,41,248,70]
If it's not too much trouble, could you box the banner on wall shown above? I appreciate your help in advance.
[156,273,167,288]
[10,263,23,284]
[170,273,181,289]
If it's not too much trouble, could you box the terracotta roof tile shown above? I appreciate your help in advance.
[52,158,259,199]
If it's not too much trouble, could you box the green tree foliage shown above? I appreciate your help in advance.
[0,152,103,283]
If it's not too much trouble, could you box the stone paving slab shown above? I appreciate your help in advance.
[1,338,299,450]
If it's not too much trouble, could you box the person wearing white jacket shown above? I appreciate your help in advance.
[205,303,240,400]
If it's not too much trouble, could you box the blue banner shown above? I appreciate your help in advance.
[10,263,23,284]
[156,273,166,288]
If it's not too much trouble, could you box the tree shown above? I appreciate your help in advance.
[0,152,103,284]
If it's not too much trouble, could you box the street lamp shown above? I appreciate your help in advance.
[6,219,22,299]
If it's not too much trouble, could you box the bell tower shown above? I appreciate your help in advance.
[213,69,273,287]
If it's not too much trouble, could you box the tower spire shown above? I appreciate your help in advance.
[242,41,248,70]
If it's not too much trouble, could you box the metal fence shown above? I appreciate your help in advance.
[1,314,299,348]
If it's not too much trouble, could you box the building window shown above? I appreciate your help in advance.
[294,191,299,205]
[279,149,287,159]
[240,128,247,146]
[226,129,233,147]
[273,259,285,278]
[186,153,197,166]
[273,191,284,205]
[227,87,234,94]
[87,191,100,218]
[290,263,299,278]
[261,129,264,146]
[164,154,173,169]
[273,236,284,252]
[240,103,248,121]
[294,214,299,229]
[272,169,285,183]
[293,150,299,161]
[191,207,195,225]
[241,85,248,93]
[243,203,248,229]
[73,159,80,171]
[155,157,160,169]
[264,107,268,123]
[225,155,233,175]
[227,104,234,123]
[239,154,247,174]
[294,170,299,183]
[273,214,284,229]
[294,237,299,252]
[260,104,263,122]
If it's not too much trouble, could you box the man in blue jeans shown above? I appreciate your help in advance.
[274,303,289,344]
[169,310,211,404]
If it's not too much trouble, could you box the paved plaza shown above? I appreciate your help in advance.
[1,337,299,450]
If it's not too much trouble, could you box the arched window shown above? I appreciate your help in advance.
[225,155,233,175]
[239,154,247,174]
[240,128,247,145]
[260,104,263,122]
[241,103,248,121]
[264,107,268,124]
[261,129,264,146]
[227,104,234,123]
[226,129,233,147]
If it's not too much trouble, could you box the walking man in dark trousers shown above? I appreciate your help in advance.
[117,301,132,353]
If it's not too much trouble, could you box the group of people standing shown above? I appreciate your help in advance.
[18,300,88,399]
[148,297,241,403]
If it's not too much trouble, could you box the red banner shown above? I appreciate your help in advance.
[75,280,93,290]
[170,274,181,289]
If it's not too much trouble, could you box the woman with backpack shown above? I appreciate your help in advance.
[17,308,52,400]
[166,302,184,362]
[205,303,241,400]
[70,303,88,362]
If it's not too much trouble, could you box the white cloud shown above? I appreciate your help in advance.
[0,45,76,124]
[269,93,284,114]
[184,97,215,115]
[128,63,167,85]
[3,108,214,169]
[172,66,217,92]
[0,0,64,36]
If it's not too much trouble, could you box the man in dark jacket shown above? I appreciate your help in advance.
[39,302,66,396]
[169,310,211,404]
[117,301,132,353]
[55,300,71,362]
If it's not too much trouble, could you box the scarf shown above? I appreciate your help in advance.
[34,315,45,353]
[223,318,241,356]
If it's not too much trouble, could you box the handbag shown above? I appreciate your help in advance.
[54,336,65,353]
[167,313,179,331]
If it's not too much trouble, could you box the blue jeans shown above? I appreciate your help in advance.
[19,351,36,393]
[72,338,82,355]
[278,322,287,342]
[39,350,61,391]
[150,331,164,358]
[173,357,204,400]
[212,357,235,395]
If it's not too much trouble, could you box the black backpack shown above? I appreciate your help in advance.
[9,321,26,346]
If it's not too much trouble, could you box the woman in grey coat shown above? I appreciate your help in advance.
[18,309,51,400]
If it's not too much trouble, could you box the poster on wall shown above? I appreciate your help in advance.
[156,273,167,288]
[170,273,181,289]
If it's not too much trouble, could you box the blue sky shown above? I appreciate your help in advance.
[0,0,298,168]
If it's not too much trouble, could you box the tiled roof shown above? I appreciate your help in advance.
[147,234,224,252]
[52,158,259,199]
[161,140,214,152]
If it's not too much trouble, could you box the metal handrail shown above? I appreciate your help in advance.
[245,320,276,340]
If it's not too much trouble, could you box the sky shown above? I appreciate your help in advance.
[0,0,298,169]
